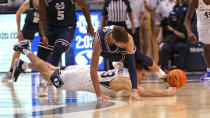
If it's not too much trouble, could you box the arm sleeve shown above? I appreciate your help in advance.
[126,54,137,89]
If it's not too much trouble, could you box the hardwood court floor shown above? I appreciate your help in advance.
[0,73,210,118]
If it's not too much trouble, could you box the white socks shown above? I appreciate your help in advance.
[155,68,166,79]
[23,49,32,56]
[22,62,29,69]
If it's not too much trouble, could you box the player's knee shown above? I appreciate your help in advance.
[50,40,70,66]
[37,42,53,61]
[53,39,69,54]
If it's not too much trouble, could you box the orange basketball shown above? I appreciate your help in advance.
[166,69,187,88]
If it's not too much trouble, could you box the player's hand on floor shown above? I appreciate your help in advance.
[97,95,111,101]
[129,89,141,101]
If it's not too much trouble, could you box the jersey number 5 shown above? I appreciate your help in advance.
[57,10,64,20]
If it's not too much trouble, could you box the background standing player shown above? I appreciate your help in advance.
[1,0,50,82]
[38,0,94,67]
[185,0,210,79]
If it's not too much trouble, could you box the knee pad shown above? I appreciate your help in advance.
[50,39,70,66]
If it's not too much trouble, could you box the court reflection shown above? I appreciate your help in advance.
[92,96,188,118]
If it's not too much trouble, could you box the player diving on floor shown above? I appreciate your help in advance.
[12,41,176,98]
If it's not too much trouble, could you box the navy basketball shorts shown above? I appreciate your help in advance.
[45,26,76,48]
[22,23,39,41]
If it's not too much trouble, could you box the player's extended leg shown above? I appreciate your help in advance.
[135,48,167,85]
[2,51,21,82]
[200,44,210,79]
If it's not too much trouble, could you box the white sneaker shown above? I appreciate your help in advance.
[37,83,48,97]
[2,72,12,82]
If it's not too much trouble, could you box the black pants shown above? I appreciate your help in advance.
[160,42,188,70]
[107,21,127,30]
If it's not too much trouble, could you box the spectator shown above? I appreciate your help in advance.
[159,12,188,70]
[126,0,144,49]
[173,0,188,23]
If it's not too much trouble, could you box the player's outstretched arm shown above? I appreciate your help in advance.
[138,87,176,97]
[16,0,29,41]
[90,34,110,101]
[39,0,48,47]
[184,0,198,43]
[74,0,94,36]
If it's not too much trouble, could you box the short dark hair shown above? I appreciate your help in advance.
[112,26,129,43]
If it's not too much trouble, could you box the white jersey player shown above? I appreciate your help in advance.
[185,0,210,79]
[12,41,176,98]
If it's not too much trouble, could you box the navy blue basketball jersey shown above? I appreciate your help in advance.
[25,0,39,25]
[96,25,126,54]
[45,0,76,27]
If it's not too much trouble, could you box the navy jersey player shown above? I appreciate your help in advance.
[2,0,49,82]
[90,25,167,101]
[39,0,94,66]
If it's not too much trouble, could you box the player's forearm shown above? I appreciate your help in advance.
[127,54,138,89]
[16,13,21,32]
[79,1,93,27]
[90,71,102,97]
[39,0,47,37]
[129,12,135,28]
[100,16,105,29]
[39,21,47,37]
[184,18,193,34]
[138,87,172,97]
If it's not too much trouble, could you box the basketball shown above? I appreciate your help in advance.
[166,69,187,88]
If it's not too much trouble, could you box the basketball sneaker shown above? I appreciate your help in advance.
[37,83,48,97]
[1,72,12,82]
[160,74,170,88]
[13,40,30,54]
[200,72,210,80]
[12,59,24,82]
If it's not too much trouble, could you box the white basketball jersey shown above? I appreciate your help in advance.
[196,0,210,26]
[60,65,130,95]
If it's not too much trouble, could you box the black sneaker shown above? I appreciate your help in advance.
[12,58,25,82]
[13,40,30,54]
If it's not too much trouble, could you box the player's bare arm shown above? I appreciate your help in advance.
[39,0,48,47]
[90,34,110,101]
[16,0,29,41]
[128,12,135,34]
[74,0,94,36]
[184,0,198,43]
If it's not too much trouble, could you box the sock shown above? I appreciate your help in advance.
[23,49,32,56]
[155,68,166,79]
[42,80,48,86]
[207,68,210,72]
[9,68,13,73]
[22,62,29,69]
